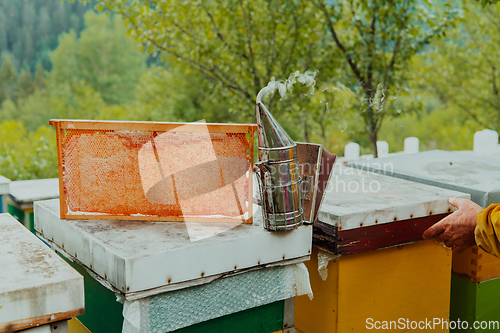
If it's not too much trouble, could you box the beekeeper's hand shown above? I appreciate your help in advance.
[422,197,482,253]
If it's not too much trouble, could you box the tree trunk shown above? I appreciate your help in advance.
[302,109,309,143]
[320,124,327,148]
[369,127,378,158]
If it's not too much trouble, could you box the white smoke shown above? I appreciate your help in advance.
[256,70,318,103]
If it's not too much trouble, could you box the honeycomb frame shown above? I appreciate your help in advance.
[50,119,256,223]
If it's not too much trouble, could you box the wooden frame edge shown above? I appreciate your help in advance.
[50,119,258,134]
[55,122,68,220]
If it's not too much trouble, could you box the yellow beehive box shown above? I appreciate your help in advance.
[295,166,467,333]
[451,245,500,283]
[296,241,452,333]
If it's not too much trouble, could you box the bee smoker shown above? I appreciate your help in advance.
[255,89,304,231]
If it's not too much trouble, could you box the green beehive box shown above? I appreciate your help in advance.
[63,256,288,333]
[0,175,10,214]
[450,275,500,332]
[7,178,59,232]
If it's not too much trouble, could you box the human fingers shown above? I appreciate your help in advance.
[444,240,455,248]
[434,232,448,243]
[448,197,469,209]
[423,219,447,239]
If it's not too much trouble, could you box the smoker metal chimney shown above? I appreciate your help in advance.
[255,88,303,231]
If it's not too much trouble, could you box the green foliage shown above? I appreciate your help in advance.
[17,70,34,100]
[315,0,462,156]
[381,105,481,153]
[0,121,58,180]
[478,0,499,5]
[0,0,94,74]
[416,0,500,133]
[50,12,147,104]
[0,0,498,180]
[92,0,462,156]
[0,55,17,103]
[133,66,239,123]
[92,0,335,118]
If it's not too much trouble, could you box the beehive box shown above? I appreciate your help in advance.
[350,150,500,331]
[295,166,469,332]
[7,178,59,232]
[35,199,311,333]
[50,119,256,223]
[0,213,84,331]
[0,175,10,213]
[350,152,500,277]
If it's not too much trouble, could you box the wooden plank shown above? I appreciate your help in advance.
[312,213,449,255]
[452,245,500,283]
[56,122,68,220]
[62,256,124,333]
[50,119,257,134]
[319,165,468,231]
[295,247,339,333]
[337,241,451,332]
[68,318,92,333]
[36,199,312,294]
[0,309,84,332]
[475,276,500,330]
[450,275,477,332]
[450,275,500,332]
[297,241,452,333]
[63,253,287,333]
[247,129,255,224]
[311,221,337,255]
[170,300,285,333]
[0,214,84,331]
[336,213,449,255]
[349,150,500,207]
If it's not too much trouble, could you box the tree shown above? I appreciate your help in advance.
[478,0,499,5]
[313,0,461,156]
[0,55,18,103]
[132,65,239,123]
[417,0,500,134]
[50,11,147,104]
[0,0,93,74]
[0,120,58,180]
[34,64,46,91]
[90,0,336,122]
[17,70,34,100]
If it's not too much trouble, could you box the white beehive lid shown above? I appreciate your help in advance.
[318,165,470,230]
[350,150,500,207]
[9,178,59,209]
[0,213,84,331]
[35,199,311,297]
